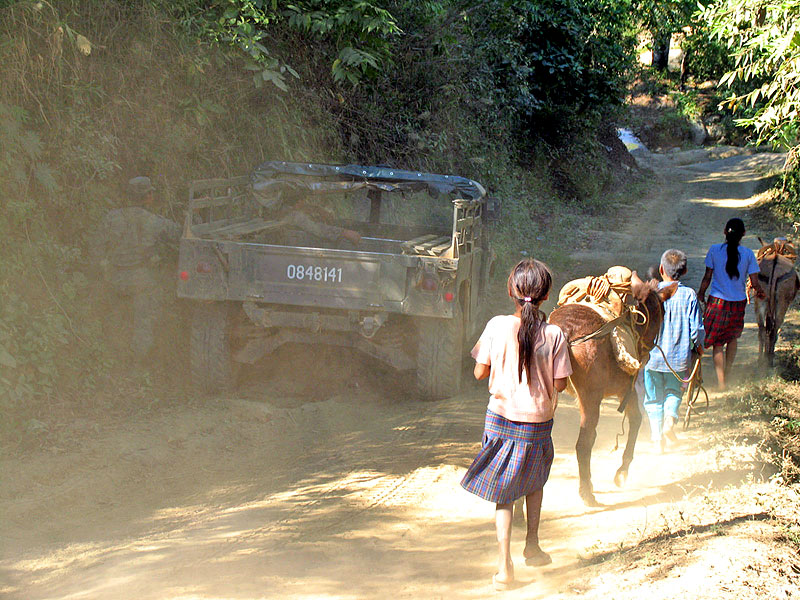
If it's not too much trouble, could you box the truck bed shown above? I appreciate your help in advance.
[188,215,453,257]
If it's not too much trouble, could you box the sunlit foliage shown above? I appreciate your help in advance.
[704,0,800,148]
[166,0,400,87]
[703,0,800,213]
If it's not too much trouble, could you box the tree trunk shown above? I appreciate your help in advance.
[652,29,671,71]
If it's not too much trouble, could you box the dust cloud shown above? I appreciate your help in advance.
[2,149,798,598]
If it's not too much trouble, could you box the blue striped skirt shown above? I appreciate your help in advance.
[461,410,554,504]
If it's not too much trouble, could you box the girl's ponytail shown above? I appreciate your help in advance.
[517,300,545,387]
[724,218,745,279]
[508,259,552,387]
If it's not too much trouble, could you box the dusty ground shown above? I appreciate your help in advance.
[3,149,800,599]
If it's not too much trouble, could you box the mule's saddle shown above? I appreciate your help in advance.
[557,266,642,375]
[750,238,798,303]
[756,238,797,263]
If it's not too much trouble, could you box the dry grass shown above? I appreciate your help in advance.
[709,377,800,485]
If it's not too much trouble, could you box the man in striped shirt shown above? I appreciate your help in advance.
[643,249,705,452]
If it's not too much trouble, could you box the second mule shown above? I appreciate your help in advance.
[753,237,800,366]
[549,269,669,506]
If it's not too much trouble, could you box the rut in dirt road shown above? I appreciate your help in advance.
[0,149,789,600]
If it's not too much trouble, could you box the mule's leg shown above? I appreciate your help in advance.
[576,393,601,506]
[513,497,525,524]
[767,325,778,367]
[615,381,643,488]
[755,299,766,365]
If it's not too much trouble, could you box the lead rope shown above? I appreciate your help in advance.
[651,342,709,428]
[613,301,651,451]
[613,413,627,453]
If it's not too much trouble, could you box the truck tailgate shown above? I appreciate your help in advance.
[244,246,383,307]
[178,240,410,310]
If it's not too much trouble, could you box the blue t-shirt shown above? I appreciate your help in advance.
[646,282,705,373]
[704,242,759,301]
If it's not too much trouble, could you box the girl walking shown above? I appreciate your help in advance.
[461,259,572,591]
[698,218,766,390]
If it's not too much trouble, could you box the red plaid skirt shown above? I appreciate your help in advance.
[703,296,746,347]
[461,410,553,504]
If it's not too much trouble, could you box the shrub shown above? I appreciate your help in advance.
[681,24,733,82]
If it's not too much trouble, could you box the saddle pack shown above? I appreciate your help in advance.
[557,266,643,375]
[750,238,798,303]
[558,266,642,375]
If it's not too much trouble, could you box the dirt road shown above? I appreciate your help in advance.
[2,149,796,599]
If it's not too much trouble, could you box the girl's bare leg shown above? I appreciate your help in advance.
[724,339,738,383]
[712,345,726,390]
[523,490,552,565]
[495,503,514,582]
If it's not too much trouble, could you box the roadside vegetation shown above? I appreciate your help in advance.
[723,379,800,484]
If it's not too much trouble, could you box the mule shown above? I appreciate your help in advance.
[548,276,668,506]
[754,240,800,366]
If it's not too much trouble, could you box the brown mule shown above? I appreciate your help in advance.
[754,238,800,366]
[549,273,671,506]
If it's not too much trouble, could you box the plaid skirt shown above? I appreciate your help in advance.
[461,410,554,504]
[703,296,746,347]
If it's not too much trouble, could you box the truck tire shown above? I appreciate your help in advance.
[190,301,237,395]
[416,306,465,400]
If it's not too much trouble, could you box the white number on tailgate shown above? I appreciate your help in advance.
[286,264,343,283]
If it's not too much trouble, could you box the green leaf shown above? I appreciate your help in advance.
[261,69,288,91]
[0,344,17,369]
[75,34,92,56]
[33,163,59,193]
[19,131,41,159]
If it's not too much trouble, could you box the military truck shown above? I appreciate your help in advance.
[176,162,496,399]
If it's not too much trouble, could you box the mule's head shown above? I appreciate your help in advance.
[630,271,676,353]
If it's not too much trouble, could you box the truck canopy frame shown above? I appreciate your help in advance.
[251,161,486,202]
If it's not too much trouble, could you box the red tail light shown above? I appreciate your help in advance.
[179,270,189,281]
[444,292,455,302]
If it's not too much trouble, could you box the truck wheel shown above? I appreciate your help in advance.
[416,306,465,400]
[190,301,237,395]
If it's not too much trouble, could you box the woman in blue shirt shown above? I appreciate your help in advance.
[697,218,765,390]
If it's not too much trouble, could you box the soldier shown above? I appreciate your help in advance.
[90,176,181,360]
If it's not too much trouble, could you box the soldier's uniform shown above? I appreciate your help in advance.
[90,177,180,359]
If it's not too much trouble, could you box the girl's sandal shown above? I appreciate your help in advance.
[492,573,514,591]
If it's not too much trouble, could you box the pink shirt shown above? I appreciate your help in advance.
[471,315,572,423]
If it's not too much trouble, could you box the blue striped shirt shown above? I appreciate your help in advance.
[645,282,705,373]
